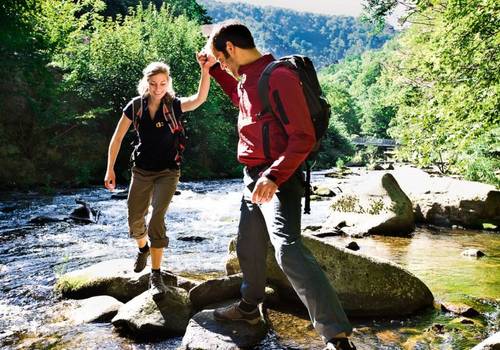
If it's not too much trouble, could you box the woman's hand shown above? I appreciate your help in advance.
[104,169,116,191]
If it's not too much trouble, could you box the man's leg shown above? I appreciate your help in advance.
[214,168,268,324]
[260,174,353,343]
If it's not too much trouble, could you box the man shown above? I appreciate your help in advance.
[205,21,356,350]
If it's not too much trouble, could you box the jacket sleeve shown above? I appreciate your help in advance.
[209,63,239,106]
[262,67,316,186]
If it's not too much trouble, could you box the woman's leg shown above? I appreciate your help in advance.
[150,247,163,270]
[127,167,154,272]
[148,168,179,261]
[146,168,179,293]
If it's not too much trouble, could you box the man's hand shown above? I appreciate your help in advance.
[197,52,216,73]
[251,176,278,204]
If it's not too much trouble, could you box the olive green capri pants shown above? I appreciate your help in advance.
[127,166,180,248]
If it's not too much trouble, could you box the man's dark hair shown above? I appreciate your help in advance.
[210,21,255,58]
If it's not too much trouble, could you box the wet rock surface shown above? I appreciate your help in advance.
[55,259,177,302]
[112,286,192,340]
[180,304,268,350]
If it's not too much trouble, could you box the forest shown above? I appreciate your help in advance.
[0,0,498,189]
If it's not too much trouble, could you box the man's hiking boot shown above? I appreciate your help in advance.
[213,302,261,325]
[324,338,357,350]
[149,270,167,294]
[133,248,150,273]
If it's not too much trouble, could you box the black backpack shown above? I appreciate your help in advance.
[258,55,331,214]
[130,96,186,166]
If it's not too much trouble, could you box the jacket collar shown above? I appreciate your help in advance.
[238,53,275,77]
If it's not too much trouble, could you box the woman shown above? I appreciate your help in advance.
[104,53,214,293]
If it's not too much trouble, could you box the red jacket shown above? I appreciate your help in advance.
[210,54,315,186]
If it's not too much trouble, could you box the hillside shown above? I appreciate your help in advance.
[199,0,394,67]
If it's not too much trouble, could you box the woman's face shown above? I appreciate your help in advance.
[148,73,169,99]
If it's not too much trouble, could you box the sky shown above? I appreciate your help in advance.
[212,0,404,27]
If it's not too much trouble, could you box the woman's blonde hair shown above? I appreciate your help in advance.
[137,62,175,104]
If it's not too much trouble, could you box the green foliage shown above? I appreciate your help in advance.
[318,43,399,167]
[381,0,500,186]
[0,0,66,188]
[315,118,355,169]
[320,42,399,145]
[200,0,394,67]
[101,0,211,24]
[0,0,235,188]
[58,2,239,181]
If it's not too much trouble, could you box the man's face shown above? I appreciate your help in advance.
[212,43,239,78]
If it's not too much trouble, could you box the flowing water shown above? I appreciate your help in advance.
[0,174,498,349]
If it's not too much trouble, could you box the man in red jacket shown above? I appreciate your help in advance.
[204,21,356,350]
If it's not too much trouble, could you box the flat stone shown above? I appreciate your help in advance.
[189,274,242,310]
[55,259,177,302]
[68,295,123,323]
[180,306,267,349]
[440,301,480,317]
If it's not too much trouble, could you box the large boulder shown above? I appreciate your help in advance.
[323,172,415,236]
[390,166,500,229]
[54,259,177,302]
[112,286,192,339]
[226,235,434,317]
[189,274,242,310]
[180,304,267,350]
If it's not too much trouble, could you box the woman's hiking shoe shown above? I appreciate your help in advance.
[324,338,357,350]
[149,270,167,294]
[213,302,261,325]
[133,249,150,273]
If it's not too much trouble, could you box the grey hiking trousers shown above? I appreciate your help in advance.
[238,166,352,342]
[127,166,179,248]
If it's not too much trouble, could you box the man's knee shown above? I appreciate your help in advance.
[272,236,302,265]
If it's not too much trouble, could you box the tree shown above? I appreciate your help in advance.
[365,0,500,185]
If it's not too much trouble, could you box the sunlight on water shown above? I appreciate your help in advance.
[326,229,500,302]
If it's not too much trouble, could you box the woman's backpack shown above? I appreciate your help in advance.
[130,96,186,166]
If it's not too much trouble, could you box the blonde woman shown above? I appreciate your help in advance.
[104,54,214,293]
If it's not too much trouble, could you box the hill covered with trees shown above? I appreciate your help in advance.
[199,0,394,67]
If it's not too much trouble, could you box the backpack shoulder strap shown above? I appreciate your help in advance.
[162,98,184,134]
[257,60,287,119]
[131,96,143,132]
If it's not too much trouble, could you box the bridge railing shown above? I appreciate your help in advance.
[351,137,398,147]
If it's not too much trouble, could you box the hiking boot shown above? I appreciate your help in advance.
[149,270,167,294]
[133,248,150,273]
[324,338,357,350]
[213,302,261,325]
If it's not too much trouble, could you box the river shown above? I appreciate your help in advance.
[0,173,498,349]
